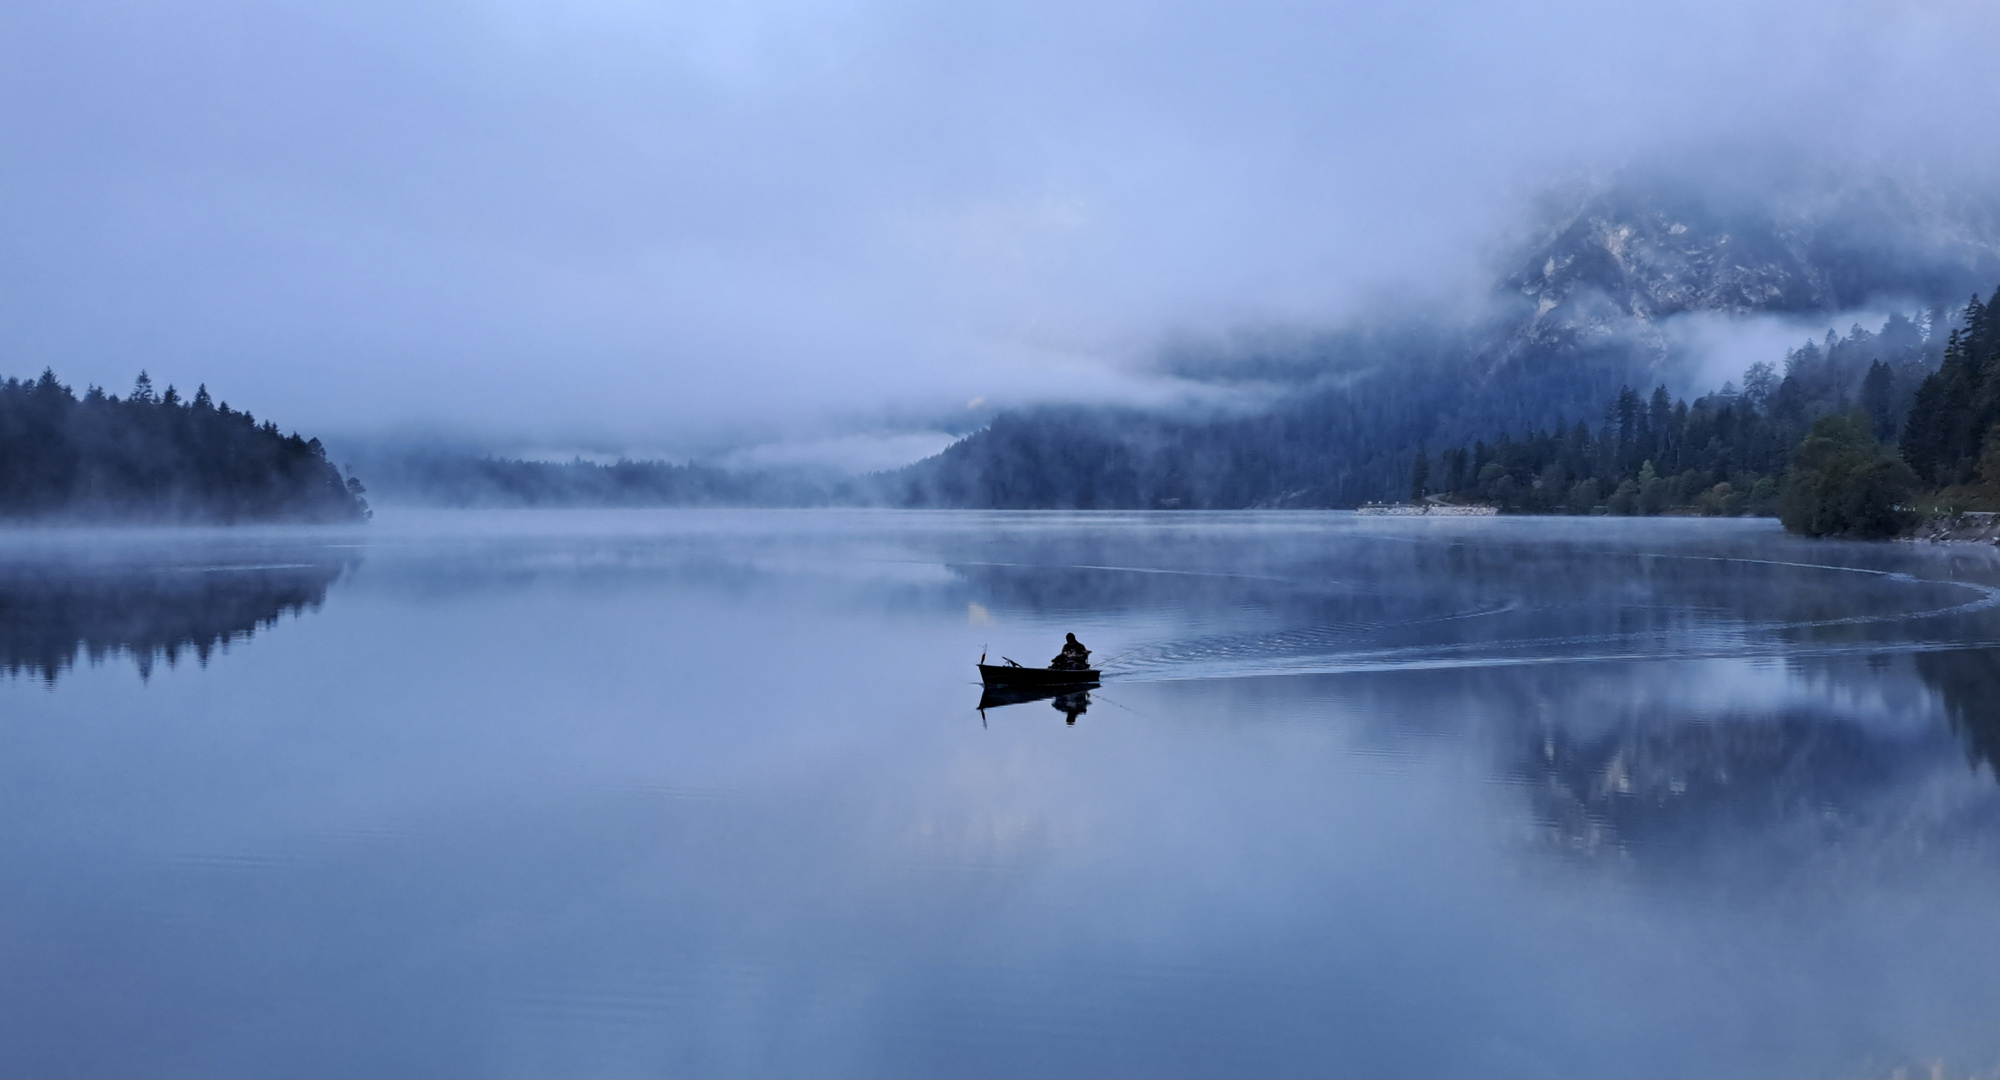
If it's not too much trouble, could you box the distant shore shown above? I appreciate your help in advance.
[1902,511,2000,544]
[1355,502,1499,517]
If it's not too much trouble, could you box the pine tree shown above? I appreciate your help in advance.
[1861,361,1896,441]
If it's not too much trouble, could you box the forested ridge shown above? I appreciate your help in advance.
[891,293,2000,540]
[1412,310,1942,517]
[16,288,2000,538]
[890,322,1639,510]
[889,174,2000,520]
[1410,289,2000,537]
[889,310,1949,518]
[0,371,368,523]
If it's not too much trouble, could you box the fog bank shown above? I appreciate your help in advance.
[4,1,1999,462]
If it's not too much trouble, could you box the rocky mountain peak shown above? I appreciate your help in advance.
[1491,173,2000,363]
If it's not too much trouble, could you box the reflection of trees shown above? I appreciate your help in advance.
[0,559,351,684]
[1913,648,2000,778]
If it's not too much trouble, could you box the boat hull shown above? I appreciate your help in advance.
[978,663,1100,686]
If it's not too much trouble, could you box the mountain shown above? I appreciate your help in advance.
[891,171,2000,509]
[1501,173,2000,359]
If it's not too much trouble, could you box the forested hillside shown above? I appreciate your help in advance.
[1902,293,2000,490]
[890,174,2000,510]
[1417,312,1943,515]
[0,371,368,523]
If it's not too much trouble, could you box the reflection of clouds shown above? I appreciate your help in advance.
[883,747,1099,876]
[905,812,1071,871]
[1550,657,1942,738]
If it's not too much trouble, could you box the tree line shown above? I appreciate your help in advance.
[1902,290,2000,491]
[0,370,369,522]
[888,310,1961,516]
[1410,295,2000,537]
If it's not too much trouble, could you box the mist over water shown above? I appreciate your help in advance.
[5,511,2000,1076]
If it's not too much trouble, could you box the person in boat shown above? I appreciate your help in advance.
[1050,632,1091,671]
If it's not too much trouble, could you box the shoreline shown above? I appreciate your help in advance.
[1902,511,2000,544]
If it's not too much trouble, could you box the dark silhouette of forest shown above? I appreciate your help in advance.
[1902,291,2000,493]
[1411,310,1942,519]
[886,173,2000,517]
[890,309,1951,518]
[1413,288,2000,537]
[889,318,1611,510]
[0,371,368,523]
[0,557,350,685]
[882,293,2000,541]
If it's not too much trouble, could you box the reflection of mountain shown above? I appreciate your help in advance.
[1518,715,1905,856]
[1506,651,2000,862]
[0,558,352,684]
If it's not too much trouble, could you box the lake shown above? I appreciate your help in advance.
[4,510,2000,1077]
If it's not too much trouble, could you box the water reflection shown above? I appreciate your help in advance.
[947,520,2000,681]
[0,553,352,684]
[976,681,1096,723]
[944,517,2000,884]
[1516,688,1920,859]
[4,512,2000,1075]
[1915,648,2000,777]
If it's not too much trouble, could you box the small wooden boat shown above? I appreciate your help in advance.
[978,662,1100,687]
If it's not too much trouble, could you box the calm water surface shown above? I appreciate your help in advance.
[4,510,2000,1077]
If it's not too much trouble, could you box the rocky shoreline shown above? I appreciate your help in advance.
[1901,511,2000,544]
[1356,503,1500,517]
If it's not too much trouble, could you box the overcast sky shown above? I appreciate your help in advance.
[3,1,1997,460]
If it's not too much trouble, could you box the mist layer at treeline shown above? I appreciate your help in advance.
[6,1,2000,458]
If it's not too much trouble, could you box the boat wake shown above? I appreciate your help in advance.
[1088,553,2000,684]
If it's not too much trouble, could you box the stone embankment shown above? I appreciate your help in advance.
[1355,503,1499,517]
[1902,511,2000,544]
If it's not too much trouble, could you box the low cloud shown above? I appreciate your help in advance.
[4,1,1999,452]
[1663,309,1907,396]
[719,431,962,476]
